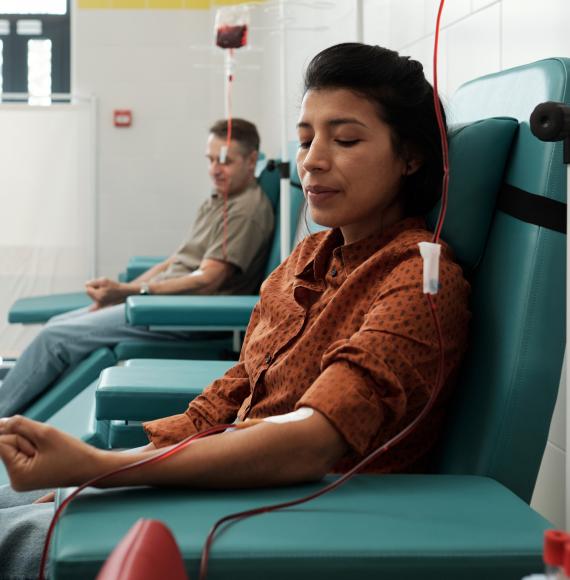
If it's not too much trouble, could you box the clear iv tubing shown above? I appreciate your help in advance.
[38,423,237,580]
[221,49,235,261]
[39,2,449,578]
[431,0,450,243]
[199,1,449,576]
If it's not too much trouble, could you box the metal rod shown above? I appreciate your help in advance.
[279,0,291,261]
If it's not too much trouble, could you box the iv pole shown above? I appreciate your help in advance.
[278,0,290,262]
[215,0,333,261]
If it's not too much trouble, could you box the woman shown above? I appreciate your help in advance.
[0,43,469,577]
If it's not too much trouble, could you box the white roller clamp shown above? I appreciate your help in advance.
[418,241,441,294]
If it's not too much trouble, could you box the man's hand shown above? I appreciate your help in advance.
[85,277,130,310]
[34,491,56,504]
[0,416,104,491]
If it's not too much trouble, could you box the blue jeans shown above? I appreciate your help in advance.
[0,485,52,580]
[0,304,190,417]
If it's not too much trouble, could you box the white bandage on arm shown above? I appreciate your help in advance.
[226,407,315,433]
[262,407,314,424]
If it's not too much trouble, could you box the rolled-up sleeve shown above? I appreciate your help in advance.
[297,254,469,456]
[143,361,251,447]
[143,303,263,447]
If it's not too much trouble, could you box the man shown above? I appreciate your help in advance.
[0,118,274,417]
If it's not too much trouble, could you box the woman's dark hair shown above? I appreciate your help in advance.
[304,43,446,216]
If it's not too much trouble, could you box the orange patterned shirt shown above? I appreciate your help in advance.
[143,217,470,473]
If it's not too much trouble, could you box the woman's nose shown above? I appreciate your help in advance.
[302,140,331,173]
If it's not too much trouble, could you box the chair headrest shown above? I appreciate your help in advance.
[426,117,519,271]
[257,157,280,212]
[289,116,518,264]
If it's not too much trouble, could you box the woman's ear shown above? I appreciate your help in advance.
[401,144,423,176]
[404,156,422,176]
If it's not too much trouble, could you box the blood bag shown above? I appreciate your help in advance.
[215,5,249,50]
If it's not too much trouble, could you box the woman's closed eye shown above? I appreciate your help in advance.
[335,139,361,147]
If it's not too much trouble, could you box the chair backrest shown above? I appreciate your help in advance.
[256,159,282,280]
[436,58,568,503]
[288,141,327,244]
[260,155,305,279]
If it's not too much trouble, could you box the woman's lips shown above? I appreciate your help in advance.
[306,186,340,205]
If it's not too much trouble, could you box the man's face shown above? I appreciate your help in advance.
[206,134,257,196]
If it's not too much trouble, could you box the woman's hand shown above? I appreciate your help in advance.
[0,416,105,491]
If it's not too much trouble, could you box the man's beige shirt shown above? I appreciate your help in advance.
[152,181,274,294]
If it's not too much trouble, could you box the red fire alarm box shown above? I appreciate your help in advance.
[114,110,132,127]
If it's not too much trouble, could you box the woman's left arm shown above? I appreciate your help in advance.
[0,412,347,492]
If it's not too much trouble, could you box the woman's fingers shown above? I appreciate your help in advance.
[0,435,19,464]
[0,415,46,447]
[0,433,36,460]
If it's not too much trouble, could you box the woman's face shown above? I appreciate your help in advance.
[297,88,417,244]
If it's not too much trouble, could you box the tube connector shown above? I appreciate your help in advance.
[219,145,228,164]
[418,242,441,294]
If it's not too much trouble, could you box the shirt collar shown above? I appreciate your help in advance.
[211,179,257,199]
[294,216,427,282]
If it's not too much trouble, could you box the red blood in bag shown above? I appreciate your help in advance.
[216,24,248,49]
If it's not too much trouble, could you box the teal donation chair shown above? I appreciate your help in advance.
[7,256,167,325]
[49,58,567,580]
[4,159,284,439]
[6,157,278,326]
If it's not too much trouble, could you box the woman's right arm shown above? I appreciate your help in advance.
[0,407,348,492]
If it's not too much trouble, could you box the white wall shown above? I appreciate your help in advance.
[362,0,569,528]
[71,0,358,277]
[0,103,95,355]
[73,3,282,277]
[283,1,359,143]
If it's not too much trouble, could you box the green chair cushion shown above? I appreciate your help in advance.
[291,117,519,270]
[123,358,233,369]
[125,295,259,328]
[426,117,519,270]
[436,58,568,502]
[124,256,166,282]
[8,292,93,324]
[107,421,149,449]
[95,360,233,421]
[51,475,550,580]
[113,337,236,361]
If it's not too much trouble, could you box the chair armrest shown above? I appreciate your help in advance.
[95,360,233,421]
[124,255,167,282]
[8,292,93,324]
[125,295,258,328]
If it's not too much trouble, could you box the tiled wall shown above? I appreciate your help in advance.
[362,0,568,528]
[78,0,245,9]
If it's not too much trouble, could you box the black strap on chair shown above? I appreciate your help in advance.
[497,183,567,234]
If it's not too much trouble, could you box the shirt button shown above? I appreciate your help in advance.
[265,353,272,364]
[331,267,338,277]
